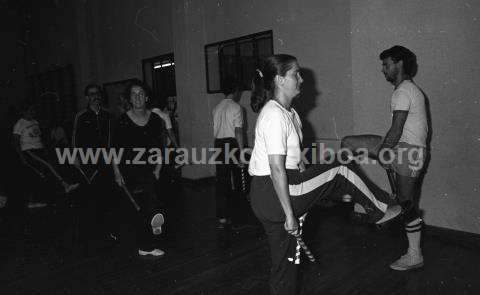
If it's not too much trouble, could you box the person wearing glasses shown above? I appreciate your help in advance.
[72,83,113,245]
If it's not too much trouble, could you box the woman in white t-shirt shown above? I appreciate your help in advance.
[248,54,402,295]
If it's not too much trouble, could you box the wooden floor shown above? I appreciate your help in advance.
[1,180,480,295]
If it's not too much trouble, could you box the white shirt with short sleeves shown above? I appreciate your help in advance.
[13,118,44,151]
[391,80,428,147]
[151,108,173,130]
[249,100,303,176]
[212,98,243,139]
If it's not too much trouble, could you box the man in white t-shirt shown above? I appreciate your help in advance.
[13,103,78,203]
[342,46,428,271]
[212,77,245,228]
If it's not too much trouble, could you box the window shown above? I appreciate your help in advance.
[204,30,273,93]
[142,53,176,108]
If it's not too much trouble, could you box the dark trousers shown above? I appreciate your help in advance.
[74,166,113,243]
[122,170,162,251]
[22,148,67,203]
[250,161,394,295]
[214,138,239,220]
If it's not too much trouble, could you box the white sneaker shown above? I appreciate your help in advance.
[390,252,424,271]
[27,202,47,209]
[138,249,165,257]
[376,205,402,224]
[151,213,165,235]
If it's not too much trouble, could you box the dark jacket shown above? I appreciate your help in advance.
[72,107,111,149]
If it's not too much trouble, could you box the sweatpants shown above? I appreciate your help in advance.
[250,161,394,295]
[74,166,114,243]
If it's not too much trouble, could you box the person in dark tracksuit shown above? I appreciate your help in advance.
[248,54,402,295]
[72,83,112,243]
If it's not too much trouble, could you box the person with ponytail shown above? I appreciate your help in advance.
[248,54,402,295]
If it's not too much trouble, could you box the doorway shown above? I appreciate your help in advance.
[142,53,176,109]
[142,53,179,143]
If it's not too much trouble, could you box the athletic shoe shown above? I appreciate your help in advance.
[217,218,229,229]
[375,204,402,225]
[138,249,165,257]
[27,202,47,209]
[151,213,165,235]
[390,252,424,271]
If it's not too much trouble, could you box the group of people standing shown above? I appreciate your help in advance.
[213,45,428,295]
[8,80,178,257]
[7,43,427,294]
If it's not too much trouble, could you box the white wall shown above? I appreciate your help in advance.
[351,0,480,233]
[173,0,352,178]
[68,0,480,233]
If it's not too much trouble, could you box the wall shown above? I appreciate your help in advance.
[0,0,80,127]
[0,7,24,128]
[351,0,480,233]
[173,0,352,178]
[12,0,478,233]
[87,0,173,85]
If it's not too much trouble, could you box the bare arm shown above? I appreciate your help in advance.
[234,126,245,166]
[166,128,179,148]
[234,127,244,150]
[378,111,408,162]
[268,154,299,235]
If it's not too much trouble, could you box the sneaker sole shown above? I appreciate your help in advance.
[376,206,402,225]
[151,213,165,235]
[138,250,165,257]
[390,261,424,271]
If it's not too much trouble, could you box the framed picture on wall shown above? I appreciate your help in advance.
[103,78,137,118]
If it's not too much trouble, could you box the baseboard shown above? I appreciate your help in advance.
[424,224,480,250]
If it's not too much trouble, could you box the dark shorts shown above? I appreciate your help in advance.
[390,142,426,178]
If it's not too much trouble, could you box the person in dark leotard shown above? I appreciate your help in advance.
[112,80,166,257]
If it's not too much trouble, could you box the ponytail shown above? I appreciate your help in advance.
[250,69,268,113]
[249,54,298,113]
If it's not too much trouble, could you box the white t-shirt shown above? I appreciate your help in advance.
[13,118,44,151]
[391,80,428,147]
[249,100,303,176]
[151,108,173,129]
[212,98,243,139]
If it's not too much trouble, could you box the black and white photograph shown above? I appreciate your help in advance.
[0,0,479,294]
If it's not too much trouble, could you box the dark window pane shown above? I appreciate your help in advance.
[204,30,273,93]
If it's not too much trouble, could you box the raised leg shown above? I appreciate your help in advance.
[341,134,383,159]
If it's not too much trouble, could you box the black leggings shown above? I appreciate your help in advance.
[122,171,163,251]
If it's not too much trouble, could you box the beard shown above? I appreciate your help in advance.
[384,74,395,83]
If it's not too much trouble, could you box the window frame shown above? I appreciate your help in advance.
[204,30,273,94]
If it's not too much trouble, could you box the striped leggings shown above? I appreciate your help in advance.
[250,161,394,295]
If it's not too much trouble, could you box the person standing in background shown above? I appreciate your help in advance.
[212,76,245,229]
